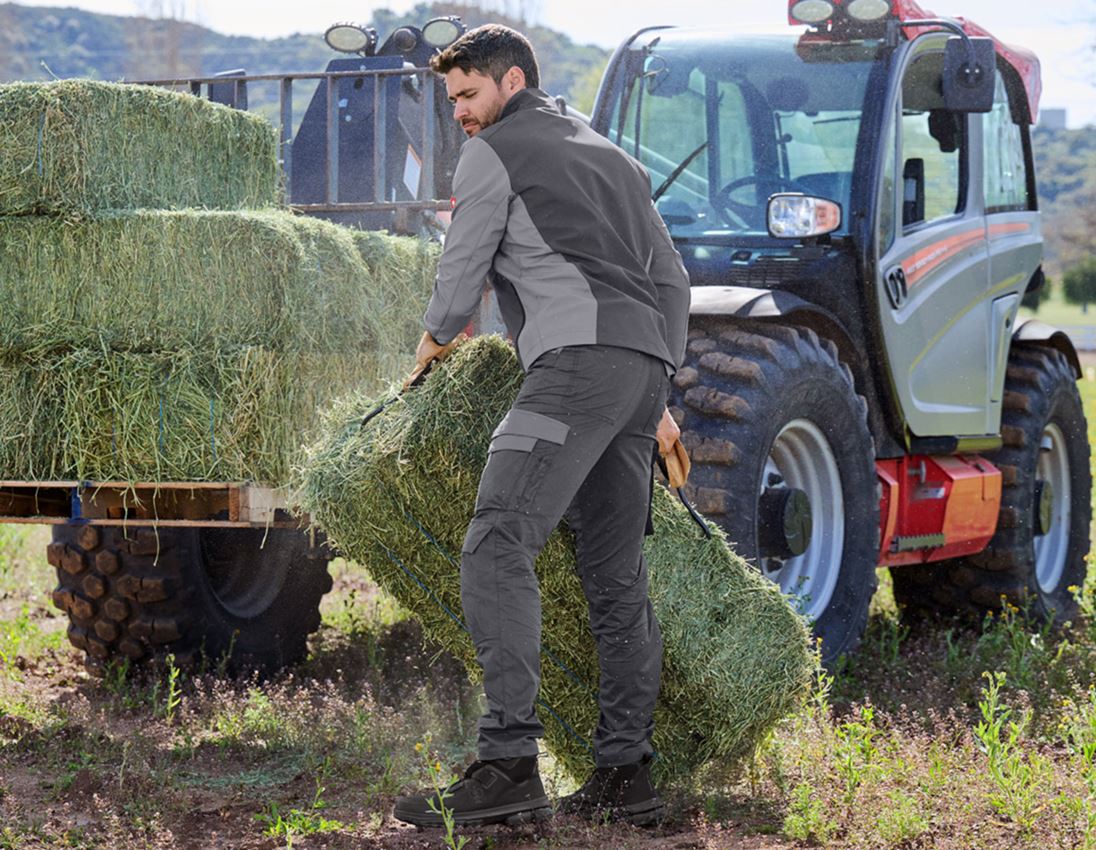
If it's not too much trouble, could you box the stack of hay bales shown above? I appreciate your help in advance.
[299,336,817,784]
[0,80,438,483]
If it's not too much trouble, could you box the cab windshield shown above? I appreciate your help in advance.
[608,32,880,239]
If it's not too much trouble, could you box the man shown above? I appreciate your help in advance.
[393,24,690,828]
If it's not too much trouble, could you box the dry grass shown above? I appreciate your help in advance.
[0,80,279,216]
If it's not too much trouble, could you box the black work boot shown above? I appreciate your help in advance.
[393,756,552,827]
[558,756,663,826]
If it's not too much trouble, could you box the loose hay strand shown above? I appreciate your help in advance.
[298,335,817,785]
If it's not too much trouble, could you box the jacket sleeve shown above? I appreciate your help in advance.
[647,201,691,369]
[423,137,512,344]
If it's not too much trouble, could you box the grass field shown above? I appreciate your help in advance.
[1020,285,1096,342]
[0,373,1093,849]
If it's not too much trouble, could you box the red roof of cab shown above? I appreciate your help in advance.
[896,0,1041,121]
[789,0,1042,122]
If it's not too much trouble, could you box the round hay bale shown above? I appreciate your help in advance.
[0,80,280,215]
[298,335,816,784]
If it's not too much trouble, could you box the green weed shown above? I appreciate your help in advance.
[782,782,837,843]
[157,654,183,724]
[874,789,930,844]
[833,704,879,805]
[974,671,1048,833]
[417,735,468,850]
[256,764,345,845]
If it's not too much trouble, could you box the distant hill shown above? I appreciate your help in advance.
[1032,125,1096,277]
[0,1,607,106]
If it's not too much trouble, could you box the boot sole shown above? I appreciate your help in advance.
[622,801,665,827]
[394,798,553,828]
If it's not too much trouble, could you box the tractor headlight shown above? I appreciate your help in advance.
[789,0,835,24]
[324,23,377,55]
[768,194,842,239]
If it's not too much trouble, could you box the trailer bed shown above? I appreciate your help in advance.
[0,480,297,527]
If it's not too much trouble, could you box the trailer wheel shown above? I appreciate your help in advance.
[891,346,1091,622]
[671,322,879,665]
[48,525,333,673]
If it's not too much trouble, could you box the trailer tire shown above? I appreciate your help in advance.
[891,346,1091,622]
[671,321,879,665]
[48,525,333,673]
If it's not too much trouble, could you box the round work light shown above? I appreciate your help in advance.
[790,0,836,24]
[422,16,466,48]
[324,23,377,54]
[847,0,892,21]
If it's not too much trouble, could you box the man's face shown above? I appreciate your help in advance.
[445,67,513,137]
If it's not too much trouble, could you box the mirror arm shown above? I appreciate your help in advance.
[902,17,983,87]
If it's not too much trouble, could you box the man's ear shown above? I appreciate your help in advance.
[503,66,527,94]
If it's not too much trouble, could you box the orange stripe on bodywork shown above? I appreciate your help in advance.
[902,226,985,288]
[988,221,1032,240]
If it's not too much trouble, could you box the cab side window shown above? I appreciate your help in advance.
[900,51,966,228]
[983,69,1030,212]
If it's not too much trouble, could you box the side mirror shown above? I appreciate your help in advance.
[767,194,841,239]
[943,36,995,113]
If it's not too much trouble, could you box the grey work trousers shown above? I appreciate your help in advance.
[460,344,667,767]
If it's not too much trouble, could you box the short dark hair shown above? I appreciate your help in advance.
[430,24,540,90]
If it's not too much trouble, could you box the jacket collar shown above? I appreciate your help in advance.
[498,87,557,122]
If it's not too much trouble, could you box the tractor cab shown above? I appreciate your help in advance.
[592,1,1050,447]
[592,2,1087,665]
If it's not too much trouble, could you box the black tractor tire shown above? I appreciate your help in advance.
[48,524,334,673]
[671,321,879,665]
[891,346,1091,622]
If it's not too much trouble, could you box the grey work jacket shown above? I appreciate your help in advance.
[423,88,691,373]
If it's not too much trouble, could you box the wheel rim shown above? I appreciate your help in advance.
[759,419,845,620]
[1034,422,1071,595]
[200,530,292,619]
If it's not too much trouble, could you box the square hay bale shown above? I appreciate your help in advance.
[298,336,816,785]
[0,212,439,357]
[352,231,441,383]
[0,347,377,483]
[0,80,280,216]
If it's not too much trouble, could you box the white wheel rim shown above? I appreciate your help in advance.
[1034,422,1071,595]
[759,418,845,621]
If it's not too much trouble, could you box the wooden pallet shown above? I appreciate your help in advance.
[0,481,299,528]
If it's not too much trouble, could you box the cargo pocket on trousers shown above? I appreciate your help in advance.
[462,517,493,555]
[482,409,569,510]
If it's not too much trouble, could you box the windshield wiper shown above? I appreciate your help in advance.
[651,141,709,202]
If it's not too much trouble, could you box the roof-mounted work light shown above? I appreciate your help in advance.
[789,0,836,24]
[846,0,892,21]
[422,16,466,49]
[324,22,378,55]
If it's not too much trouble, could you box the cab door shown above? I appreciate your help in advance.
[874,35,993,440]
[982,66,1042,432]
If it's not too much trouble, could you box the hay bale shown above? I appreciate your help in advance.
[298,336,816,784]
[0,210,401,356]
[0,347,375,483]
[352,231,441,383]
[0,80,279,216]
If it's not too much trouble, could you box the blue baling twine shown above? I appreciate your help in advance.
[379,537,594,755]
[209,399,217,462]
[36,111,45,177]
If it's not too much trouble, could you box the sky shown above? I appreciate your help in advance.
[15,0,1096,127]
